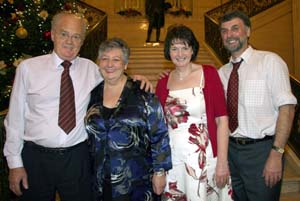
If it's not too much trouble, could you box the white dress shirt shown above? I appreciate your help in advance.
[4,52,102,168]
[218,46,297,139]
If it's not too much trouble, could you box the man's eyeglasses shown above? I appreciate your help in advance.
[56,31,83,43]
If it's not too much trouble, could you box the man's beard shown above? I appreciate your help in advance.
[224,37,246,54]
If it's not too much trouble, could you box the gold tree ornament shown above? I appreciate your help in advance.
[16,27,28,39]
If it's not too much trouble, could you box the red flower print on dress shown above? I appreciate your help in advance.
[186,123,209,180]
[163,182,187,201]
[164,96,189,129]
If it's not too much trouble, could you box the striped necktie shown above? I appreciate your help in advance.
[227,60,243,133]
[58,60,76,134]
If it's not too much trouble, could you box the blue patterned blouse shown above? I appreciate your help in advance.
[85,77,172,201]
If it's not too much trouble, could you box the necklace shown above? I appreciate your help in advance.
[178,73,185,81]
[175,63,193,81]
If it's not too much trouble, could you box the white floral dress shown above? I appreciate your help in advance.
[162,75,233,201]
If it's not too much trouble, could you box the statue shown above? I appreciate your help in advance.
[145,0,165,42]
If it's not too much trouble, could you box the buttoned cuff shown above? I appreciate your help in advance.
[6,155,24,169]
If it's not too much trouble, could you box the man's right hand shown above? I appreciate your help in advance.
[9,167,28,196]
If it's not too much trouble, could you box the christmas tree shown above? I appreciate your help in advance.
[0,0,79,110]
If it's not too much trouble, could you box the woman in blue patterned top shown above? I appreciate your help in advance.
[85,37,172,201]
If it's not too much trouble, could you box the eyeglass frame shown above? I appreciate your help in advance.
[54,30,84,43]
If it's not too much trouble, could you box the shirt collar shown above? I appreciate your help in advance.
[51,51,77,70]
[229,46,253,66]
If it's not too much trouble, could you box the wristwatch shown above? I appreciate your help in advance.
[272,145,285,154]
[154,168,166,177]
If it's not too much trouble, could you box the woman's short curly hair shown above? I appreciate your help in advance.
[98,37,130,65]
[164,24,199,61]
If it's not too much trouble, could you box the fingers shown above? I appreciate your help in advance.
[263,155,282,188]
[10,178,29,196]
[158,70,170,79]
[215,175,229,188]
[9,178,29,196]
[10,183,22,196]
[263,170,282,187]
[139,79,146,90]
[9,167,28,196]
[263,150,283,187]
[139,79,154,93]
[149,85,154,93]
[132,74,154,93]
[214,162,230,188]
[22,177,29,191]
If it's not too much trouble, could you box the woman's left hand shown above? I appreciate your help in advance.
[215,160,230,188]
[152,174,166,195]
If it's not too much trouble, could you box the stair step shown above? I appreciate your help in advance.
[130,48,210,54]
[127,67,171,72]
[129,57,214,64]
[129,58,216,64]
[281,146,300,194]
[130,55,215,60]
[127,42,220,87]
[130,55,166,59]
[281,181,300,194]
[128,65,172,69]
[129,46,216,67]
[280,192,300,201]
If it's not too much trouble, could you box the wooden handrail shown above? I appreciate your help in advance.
[289,76,300,159]
[78,1,108,62]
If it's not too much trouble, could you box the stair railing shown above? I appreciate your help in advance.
[78,1,107,62]
[204,0,285,64]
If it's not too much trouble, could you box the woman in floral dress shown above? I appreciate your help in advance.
[156,24,233,201]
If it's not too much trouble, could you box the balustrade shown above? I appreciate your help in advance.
[115,0,193,17]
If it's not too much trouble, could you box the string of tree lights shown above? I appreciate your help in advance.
[0,0,82,110]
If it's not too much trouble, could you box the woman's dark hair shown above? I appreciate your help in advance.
[218,10,251,29]
[164,24,199,61]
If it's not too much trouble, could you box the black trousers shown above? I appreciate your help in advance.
[146,12,164,41]
[228,138,282,201]
[20,141,92,201]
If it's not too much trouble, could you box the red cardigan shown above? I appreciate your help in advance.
[155,64,227,157]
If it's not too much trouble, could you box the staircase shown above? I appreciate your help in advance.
[126,44,171,87]
[126,42,300,200]
[126,42,219,87]
[281,147,300,200]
